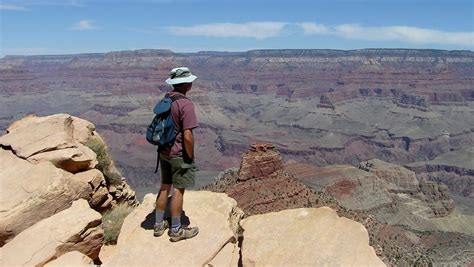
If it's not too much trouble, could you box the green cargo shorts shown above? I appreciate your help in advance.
[159,154,198,189]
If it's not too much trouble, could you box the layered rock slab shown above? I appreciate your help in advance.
[240,207,385,266]
[101,191,243,266]
[0,114,139,245]
[44,251,94,267]
[0,114,97,172]
[0,199,103,266]
[0,149,92,245]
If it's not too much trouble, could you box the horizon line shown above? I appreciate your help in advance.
[2,47,474,59]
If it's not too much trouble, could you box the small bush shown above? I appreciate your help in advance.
[105,169,123,185]
[86,138,122,185]
[102,203,135,245]
[86,138,111,172]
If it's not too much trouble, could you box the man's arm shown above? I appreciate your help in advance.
[183,129,194,162]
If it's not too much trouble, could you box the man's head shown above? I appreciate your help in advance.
[165,67,197,92]
[172,82,192,94]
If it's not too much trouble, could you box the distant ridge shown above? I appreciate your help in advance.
[3,48,473,59]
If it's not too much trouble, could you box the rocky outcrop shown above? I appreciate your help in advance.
[0,114,138,246]
[393,93,429,111]
[285,162,393,211]
[0,149,91,245]
[101,191,244,266]
[44,251,93,267]
[205,143,322,216]
[359,159,421,193]
[241,207,385,266]
[100,190,385,266]
[0,199,103,266]
[0,114,97,173]
[360,159,455,217]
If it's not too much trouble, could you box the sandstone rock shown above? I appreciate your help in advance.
[0,149,92,246]
[72,116,96,145]
[90,186,110,207]
[44,251,93,267]
[0,200,103,266]
[205,145,323,216]
[102,191,243,266]
[360,159,455,217]
[0,114,76,159]
[240,207,385,266]
[359,159,420,192]
[207,242,240,267]
[27,144,97,173]
[100,193,114,210]
[109,185,117,194]
[238,143,283,181]
[0,114,98,173]
[73,169,106,191]
[285,163,393,211]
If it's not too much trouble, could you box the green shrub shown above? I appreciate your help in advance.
[86,138,122,185]
[102,203,135,245]
[105,169,123,185]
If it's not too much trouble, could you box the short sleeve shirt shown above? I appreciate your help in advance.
[161,91,198,157]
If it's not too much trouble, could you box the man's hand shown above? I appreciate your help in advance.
[183,129,194,163]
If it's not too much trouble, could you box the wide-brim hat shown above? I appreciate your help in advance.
[165,67,197,85]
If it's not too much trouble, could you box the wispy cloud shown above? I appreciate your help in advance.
[0,4,29,11]
[300,22,474,47]
[298,22,328,35]
[167,22,288,39]
[70,20,97,31]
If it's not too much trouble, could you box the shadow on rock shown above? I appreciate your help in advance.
[140,196,190,230]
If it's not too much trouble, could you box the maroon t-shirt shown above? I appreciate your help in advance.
[161,91,198,157]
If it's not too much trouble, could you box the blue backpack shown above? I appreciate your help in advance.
[146,93,187,172]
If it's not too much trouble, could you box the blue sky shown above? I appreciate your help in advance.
[1,0,473,56]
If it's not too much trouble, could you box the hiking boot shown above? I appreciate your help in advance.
[168,226,199,242]
[153,220,169,237]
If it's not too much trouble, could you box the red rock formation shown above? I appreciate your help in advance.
[206,143,320,216]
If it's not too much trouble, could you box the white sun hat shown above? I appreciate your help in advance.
[165,67,197,85]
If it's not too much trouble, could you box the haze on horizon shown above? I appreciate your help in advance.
[1,0,473,57]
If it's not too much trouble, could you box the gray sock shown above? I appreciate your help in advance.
[171,216,181,233]
[155,210,165,225]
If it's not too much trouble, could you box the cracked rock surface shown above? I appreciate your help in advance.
[101,191,244,266]
[0,199,103,266]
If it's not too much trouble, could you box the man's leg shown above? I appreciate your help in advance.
[167,157,199,241]
[155,184,172,222]
[154,155,173,237]
[170,187,185,232]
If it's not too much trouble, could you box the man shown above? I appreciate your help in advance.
[154,67,199,242]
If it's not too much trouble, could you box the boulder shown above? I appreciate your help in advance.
[0,114,76,159]
[101,191,244,266]
[72,116,97,145]
[240,207,385,266]
[0,149,92,246]
[28,144,97,173]
[44,251,93,267]
[0,199,103,266]
[0,114,97,173]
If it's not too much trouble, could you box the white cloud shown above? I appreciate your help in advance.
[298,22,328,35]
[167,22,288,39]
[0,4,29,10]
[70,20,97,31]
[299,22,473,47]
